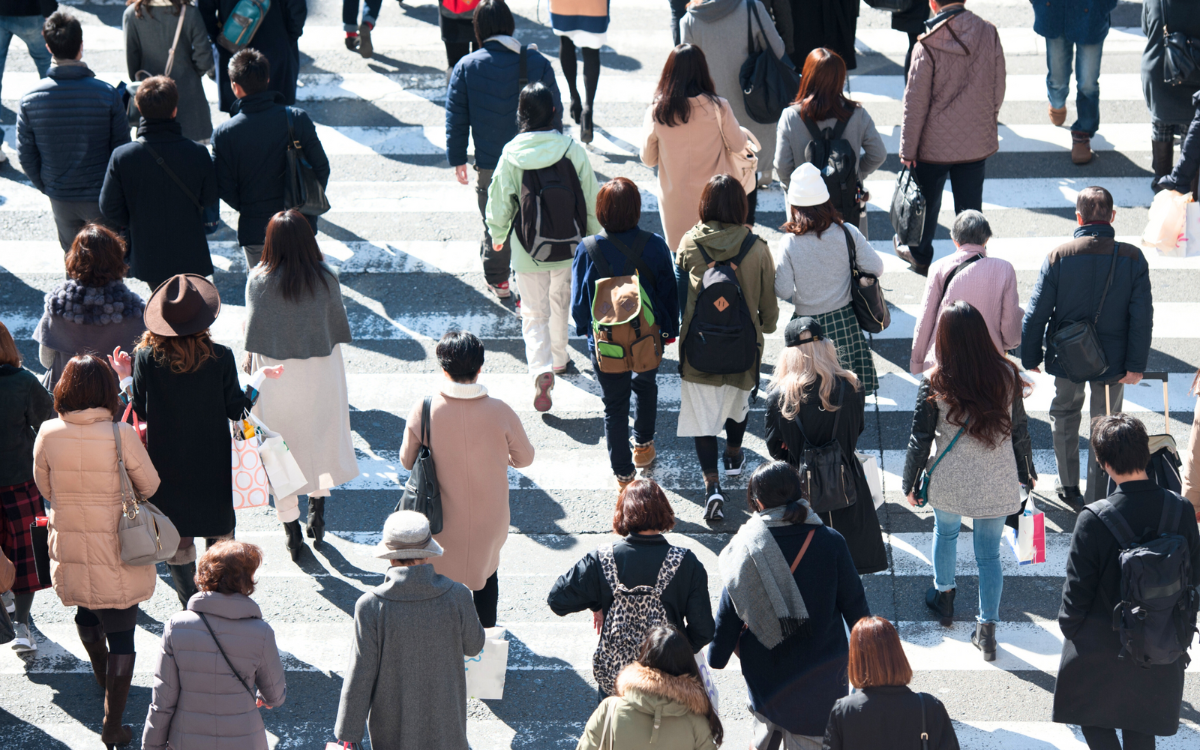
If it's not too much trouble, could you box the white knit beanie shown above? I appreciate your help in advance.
[787,163,830,207]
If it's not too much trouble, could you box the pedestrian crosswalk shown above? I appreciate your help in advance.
[1,0,1198,748]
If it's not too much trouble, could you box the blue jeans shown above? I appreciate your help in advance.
[0,15,52,101]
[932,509,1006,624]
[1045,36,1102,137]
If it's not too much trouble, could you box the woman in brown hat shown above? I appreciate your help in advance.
[108,274,282,608]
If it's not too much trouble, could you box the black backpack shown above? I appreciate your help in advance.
[515,146,587,263]
[1086,495,1198,668]
[682,233,759,379]
[793,380,859,514]
[802,117,859,221]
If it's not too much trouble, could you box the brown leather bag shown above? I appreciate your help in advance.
[584,234,663,375]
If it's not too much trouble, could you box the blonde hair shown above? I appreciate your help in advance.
[768,337,859,419]
[136,329,217,375]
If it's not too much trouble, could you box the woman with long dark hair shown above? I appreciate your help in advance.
[774,48,885,231]
[708,460,869,748]
[244,210,356,560]
[123,0,214,142]
[576,625,723,749]
[901,301,1035,661]
[486,82,600,412]
[642,44,753,254]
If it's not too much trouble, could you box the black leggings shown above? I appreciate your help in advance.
[445,40,478,69]
[74,609,135,655]
[1080,726,1154,750]
[473,571,499,628]
[559,36,600,109]
[12,591,34,627]
[694,416,749,475]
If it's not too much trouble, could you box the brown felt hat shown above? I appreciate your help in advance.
[144,274,220,337]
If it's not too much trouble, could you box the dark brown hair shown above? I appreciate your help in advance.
[782,201,843,239]
[848,616,913,688]
[436,330,485,382]
[652,44,718,127]
[229,48,270,95]
[0,321,20,367]
[197,540,263,596]
[1091,414,1151,476]
[792,48,856,122]
[472,0,514,47]
[136,330,217,375]
[127,0,183,19]
[636,626,724,745]
[43,11,81,59]
[698,174,747,226]
[596,177,642,234]
[929,301,1022,447]
[66,225,128,287]
[134,75,179,119]
[613,479,675,536]
[53,355,121,417]
[1076,186,1114,224]
[260,210,330,302]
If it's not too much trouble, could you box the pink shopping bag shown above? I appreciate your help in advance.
[231,426,269,510]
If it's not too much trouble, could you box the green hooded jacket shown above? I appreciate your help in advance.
[576,664,717,750]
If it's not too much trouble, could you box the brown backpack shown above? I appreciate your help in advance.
[584,233,663,374]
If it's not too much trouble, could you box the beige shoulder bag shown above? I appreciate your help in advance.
[114,421,180,566]
[164,3,188,78]
[714,97,761,196]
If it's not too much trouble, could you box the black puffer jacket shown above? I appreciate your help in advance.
[0,365,55,487]
[17,64,130,201]
[1159,91,1200,195]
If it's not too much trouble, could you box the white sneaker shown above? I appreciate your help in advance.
[2,590,13,613]
[12,623,37,654]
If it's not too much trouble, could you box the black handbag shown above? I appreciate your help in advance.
[394,396,443,534]
[284,107,331,216]
[842,224,890,334]
[1163,5,1200,89]
[795,381,858,514]
[1048,242,1119,384]
[28,517,50,588]
[889,165,926,247]
[738,0,801,124]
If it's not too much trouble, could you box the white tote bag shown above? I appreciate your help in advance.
[465,628,509,700]
[856,452,884,510]
[246,413,307,499]
[694,652,720,716]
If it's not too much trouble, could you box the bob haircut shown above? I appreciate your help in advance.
[746,461,809,524]
[848,616,913,688]
[67,225,129,288]
[699,174,748,226]
[473,0,515,46]
[54,355,121,417]
[436,330,485,382]
[596,177,642,234]
[0,321,21,367]
[613,479,676,536]
[197,540,264,597]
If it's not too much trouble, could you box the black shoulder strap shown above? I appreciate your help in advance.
[139,140,203,212]
[936,254,983,310]
[792,378,844,450]
[1158,492,1183,537]
[745,0,757,54]
[1092,241,1121,326]
[604,230,657,286]
[731,232,757,268]
[800,115,824,142]
[918,693,929,750]
[285,105,296,145]
[421,396,432,446]
[583,236,615,279]
[842,223,857,272]
[518,45,528,87]
[1086,498,1138,549]
[830,116,849,140]
[197,612,257,699]
[694,240,716,267]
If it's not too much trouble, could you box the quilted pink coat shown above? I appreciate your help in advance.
[900,9,1006,165]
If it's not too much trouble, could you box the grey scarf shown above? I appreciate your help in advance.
[719,502,822,649]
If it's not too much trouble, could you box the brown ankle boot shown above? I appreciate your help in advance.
[76,623,108,689]
[101,653,136,749]
[1152,139,1175,192]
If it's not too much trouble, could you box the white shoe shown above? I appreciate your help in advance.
[12,623,37,654]
[2,590,13,614]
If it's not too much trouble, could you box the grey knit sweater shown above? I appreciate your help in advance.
[774,222,883,316]
[926,401,1023,519]
[243,262,352,360]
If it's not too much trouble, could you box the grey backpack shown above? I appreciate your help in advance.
[1086,495,1198,668]
[592,544,685,695]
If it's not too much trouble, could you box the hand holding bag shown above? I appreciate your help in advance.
[114,422,180,566]
[394,397,443,534]
[1047,242,1119,383]
[890,165,927,247]
[842,224,890,333]
[715,100,761,196]
[284,107,331,216]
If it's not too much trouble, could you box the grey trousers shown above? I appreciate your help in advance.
[1050,377,1124,502]
[475,166,511,285]
[49,199,105,252]
[243,244,265,270]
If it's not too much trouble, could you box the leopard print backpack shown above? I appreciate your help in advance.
[591,543,687,695]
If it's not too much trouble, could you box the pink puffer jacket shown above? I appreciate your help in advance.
[900,9,1006,165]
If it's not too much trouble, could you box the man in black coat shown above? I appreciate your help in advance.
[199,0,305,113]
[16,11,129,252]
[211,49,329,269]
[1021,187,1153,510]
[100,76,217,292]
[1053,414,1200,748]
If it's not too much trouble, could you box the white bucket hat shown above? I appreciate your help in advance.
[787,163,831,207]
[373,511,444,560]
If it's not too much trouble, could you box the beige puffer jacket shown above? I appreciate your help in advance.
[33,407,161,610]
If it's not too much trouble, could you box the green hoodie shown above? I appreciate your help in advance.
[484,130,601,274]
[576,664,717,750]
[677,221,779,391]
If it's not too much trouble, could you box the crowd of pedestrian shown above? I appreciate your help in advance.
[1,0,1199,749]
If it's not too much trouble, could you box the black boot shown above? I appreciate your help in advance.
[76,623,108,689]
[306,496,325,546]
[284,520,305,562]
[972,621,997,661]
[569,93,582,124]
[1152,139,1174,193]
[167,563,197,609]
[580,106,593,144]
[925,586,955,626]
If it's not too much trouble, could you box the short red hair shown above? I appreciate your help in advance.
[196,540,263,596]
[613,479,675,536]
[847,616,913,688]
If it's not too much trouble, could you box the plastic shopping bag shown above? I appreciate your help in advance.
[465,627,509,700]
[231,424,270,510]
[1003,497,1046,565]
[695,652,720,716]
[246,414,307,499]
[1142,190,1191,255]
[1185,201,1200,257]
[856,452,884,510]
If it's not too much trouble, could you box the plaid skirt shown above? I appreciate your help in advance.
[809,303,878,396]
[1,480,49,595]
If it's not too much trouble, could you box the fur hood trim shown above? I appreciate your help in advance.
[615,663,710,717]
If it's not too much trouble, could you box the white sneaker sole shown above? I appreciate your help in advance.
[12,639,36,654]
[704,494,725,521]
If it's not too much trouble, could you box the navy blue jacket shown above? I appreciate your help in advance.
[17,63,130,201]
[212,91,329,247]
[1021,225,1153,382]
[1159,91,1200,193]
[445,40,563,171]
[571,229,680,350]
[708,524,870,736]
[1031,0,1118,45]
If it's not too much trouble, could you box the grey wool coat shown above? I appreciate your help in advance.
[335,563,487,749]
[681,0,788,187]
[123,1,215,142]
[142,592,287,750]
